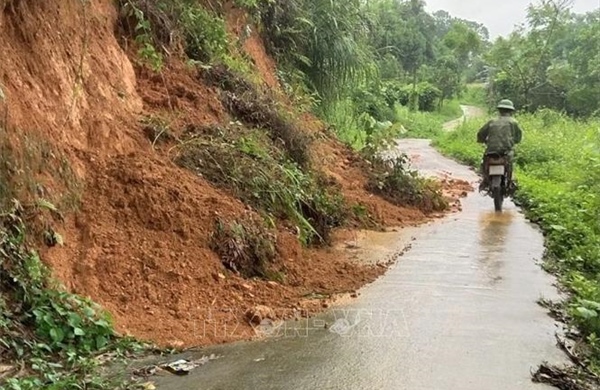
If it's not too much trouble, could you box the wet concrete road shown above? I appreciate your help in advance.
[155,139,565,390]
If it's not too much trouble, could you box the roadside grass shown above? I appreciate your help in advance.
[436,99,463,122]
[435,109,600,373]
[459,83,489,108]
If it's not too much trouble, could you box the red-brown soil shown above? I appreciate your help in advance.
[0,0,471,348]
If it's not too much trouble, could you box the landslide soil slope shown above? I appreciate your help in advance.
[0,0,456,347]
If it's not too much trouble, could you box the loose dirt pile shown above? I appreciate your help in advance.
[0,0,471,348]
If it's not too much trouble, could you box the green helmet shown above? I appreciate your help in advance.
[497,99,515,111]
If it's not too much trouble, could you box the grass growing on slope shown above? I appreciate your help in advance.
[175,124,347,247]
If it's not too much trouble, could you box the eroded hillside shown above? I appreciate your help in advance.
[0,0,456,350]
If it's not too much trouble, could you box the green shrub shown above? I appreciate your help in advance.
[351,87,397,123]
[118,0,230,67]
[178,3,229,62]
[365,154,448,212]
[397,82,442,112]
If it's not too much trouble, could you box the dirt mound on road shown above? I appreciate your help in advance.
[0,0,463,348]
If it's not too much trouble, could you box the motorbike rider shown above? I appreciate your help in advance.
[476,99,523,191]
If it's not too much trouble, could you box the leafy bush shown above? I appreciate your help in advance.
[365,154,448,212]
[351,86,397,123]
[397,82,442,112]
[178,3,229,62]
[118,0,230,67]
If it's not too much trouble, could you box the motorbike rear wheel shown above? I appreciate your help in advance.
[490,175,504,212]
[493,186,503,212]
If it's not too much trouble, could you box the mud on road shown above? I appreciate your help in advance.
[141,138,566,390]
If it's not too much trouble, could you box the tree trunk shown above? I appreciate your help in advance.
[410,69,418,111]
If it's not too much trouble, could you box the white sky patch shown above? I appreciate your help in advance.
[424,0,600,38]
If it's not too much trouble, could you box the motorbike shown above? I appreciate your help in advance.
[482,153,512,212]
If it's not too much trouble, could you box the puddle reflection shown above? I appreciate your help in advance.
[477,211,515,284]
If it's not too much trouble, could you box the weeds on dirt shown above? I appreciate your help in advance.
[0,203,146,389]
[365,154,448,213]
[175,124,346,246]
[203,65,313,167]
[118,0,230,69]
[210,216,278,279]
[177,2,228,63]
[141,115,175,147]
[119,0,166,71]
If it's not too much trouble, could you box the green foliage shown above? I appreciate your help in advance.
[484,4,599,117]
[178,3,229,63]
[0,206,144,389]
[397,82,442,112]
[119,0,164,71]
[119,0,231,68]
[460,84,488,107]
[435,110,600,370]
[432,55,462,105]
[204,65,312,167]
[365,154,448,212]
[234,0,258,11]
[351,87,397,123]
[442,22,482,68]
[256,0,488,148]
[175,125,347,246]
[260,0,374,105]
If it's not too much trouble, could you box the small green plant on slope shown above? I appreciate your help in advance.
[120,1,164,71]
[119,0,232,69]
[0,203,145,389]
[178,2,229,63]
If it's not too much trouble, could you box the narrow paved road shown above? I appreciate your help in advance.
[442,104,486,131]
[153,113,565,390]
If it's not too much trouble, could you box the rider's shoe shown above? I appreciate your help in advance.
[478,180,489,193]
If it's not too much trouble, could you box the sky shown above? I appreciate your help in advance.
[424,0,600,38]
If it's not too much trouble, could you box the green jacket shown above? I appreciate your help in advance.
[477,116,523,154]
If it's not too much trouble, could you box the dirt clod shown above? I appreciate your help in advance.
[245,305,276,325]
